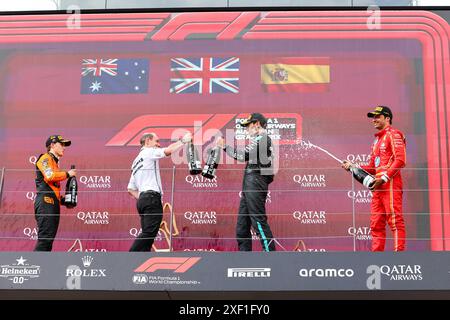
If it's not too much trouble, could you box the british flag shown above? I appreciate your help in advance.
[170,57,239,94]
[82,59,118,76]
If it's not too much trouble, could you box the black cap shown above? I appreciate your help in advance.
[45,135,72,147]
[240,113,267,128]
[367,106,393,120]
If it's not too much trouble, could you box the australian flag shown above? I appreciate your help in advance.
[81,58,149,94]
[170,57,239,94]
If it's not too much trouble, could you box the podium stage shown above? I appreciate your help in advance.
[1,251,450,299]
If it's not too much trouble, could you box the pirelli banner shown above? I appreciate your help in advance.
[0,252,450,292]
[0,10,449,252]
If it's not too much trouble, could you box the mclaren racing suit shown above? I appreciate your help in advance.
[224,132,276,251]
[34,152,69,251]
[361,126,406,251]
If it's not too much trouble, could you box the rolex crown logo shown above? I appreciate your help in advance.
[82,255,93,267]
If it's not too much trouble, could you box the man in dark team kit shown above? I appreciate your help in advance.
[217,113,276,252]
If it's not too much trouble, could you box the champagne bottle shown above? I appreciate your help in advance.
[201,146,221,179]
[350,166,375,190]
[186,142,202,175]
[64,165,78,208]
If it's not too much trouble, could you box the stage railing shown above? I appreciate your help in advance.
[0,166,447,252]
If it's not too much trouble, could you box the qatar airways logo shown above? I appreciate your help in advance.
[130,228,164,242]
[23,227,38,240]
[74,247,107,253]
[29,156,37,165]
[67,239,107,252]
[184,211,217,224]
[293,210,326,224]
[293,240,326,252]
[348,226,372,240]
[347,189,373,203]
[185,175,218,188]
[77,211,109,225]
[293,174,326,188]
[26,192,36,202]
[79,176,111,189]
[346,154,370,166]
[366,264,423,289]
[250,229,260,240]
[297,248,327,252]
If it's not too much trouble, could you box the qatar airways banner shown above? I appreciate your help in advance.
[0,10,449,252]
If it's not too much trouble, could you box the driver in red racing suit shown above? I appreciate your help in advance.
[343,106,406,251]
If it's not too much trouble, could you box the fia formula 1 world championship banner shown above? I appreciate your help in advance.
[0,10,449,251]
[0,252,450,292]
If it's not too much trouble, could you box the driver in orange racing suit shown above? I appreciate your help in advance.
[34,135,76,251]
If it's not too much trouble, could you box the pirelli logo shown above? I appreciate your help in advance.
[134,257,201,273]
[227,267,271,278]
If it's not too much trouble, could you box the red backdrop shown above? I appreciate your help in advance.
[0,10,449,251]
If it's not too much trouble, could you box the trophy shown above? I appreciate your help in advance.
[186,141,202,175]
[201,146,221,179]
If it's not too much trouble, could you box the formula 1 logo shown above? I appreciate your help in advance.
[106,113,302,146]
[134,257,201,273]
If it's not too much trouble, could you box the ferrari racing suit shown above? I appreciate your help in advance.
[361,126,406,251]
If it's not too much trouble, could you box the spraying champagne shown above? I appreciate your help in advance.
[303,140,375,190]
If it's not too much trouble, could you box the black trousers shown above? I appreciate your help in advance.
[236,172,275,251]
[129,192,163,252]
[34,194,60,251]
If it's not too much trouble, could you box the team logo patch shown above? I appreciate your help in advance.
[44,196,54,204]
[374,156,381,167]
[44,168,53,178]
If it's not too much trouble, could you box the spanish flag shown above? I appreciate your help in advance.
[261,57,330,93]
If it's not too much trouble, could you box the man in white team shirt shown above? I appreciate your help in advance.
[128,132,191,251]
